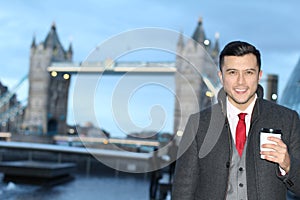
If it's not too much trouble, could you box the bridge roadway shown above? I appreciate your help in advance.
[47,62,177,75]
[47,61,220,97]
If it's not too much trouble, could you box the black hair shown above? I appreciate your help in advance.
[219,41,261,71]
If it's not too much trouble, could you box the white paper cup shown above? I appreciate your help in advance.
[260,128,282,159]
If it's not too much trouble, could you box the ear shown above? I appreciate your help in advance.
[258,70,263,81]
[218,71,224,85]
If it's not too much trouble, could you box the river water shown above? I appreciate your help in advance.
[0,173,151,200]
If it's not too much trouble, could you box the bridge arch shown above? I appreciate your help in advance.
[47,118,58,135]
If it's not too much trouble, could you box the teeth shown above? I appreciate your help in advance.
[236,89,246,92]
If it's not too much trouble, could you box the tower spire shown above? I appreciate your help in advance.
[31,34,36,48]
[51,21,56,31]
[192,16,206,44]
[211,32,220,64]
[177,31,184,49]
[68,42,73,54]
[176,31,184,60]
[43,22,64,52]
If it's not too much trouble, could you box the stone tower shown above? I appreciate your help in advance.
[23,23,72,134]
[174,18,220,136]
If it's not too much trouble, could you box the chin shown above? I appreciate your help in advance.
[232,98,251,105]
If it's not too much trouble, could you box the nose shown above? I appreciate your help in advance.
[237,72,245,84]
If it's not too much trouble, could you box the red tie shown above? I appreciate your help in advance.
[236,113,247,157]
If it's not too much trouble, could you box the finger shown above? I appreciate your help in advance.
[267,136,283,144]
[266,137,287,148]
[262,144,287,154]
[261,143,274,148]
[262,143,279,151]
[261,151,284,164]
[263,155,277,163]
[261,150,277,157]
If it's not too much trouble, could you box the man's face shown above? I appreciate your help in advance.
[218,54,262,111]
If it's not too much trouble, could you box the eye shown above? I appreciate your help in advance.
[245,70,255,75]
[227,70,237,75]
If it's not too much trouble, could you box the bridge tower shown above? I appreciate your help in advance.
[23,23,72,134]
[174,18,220,136]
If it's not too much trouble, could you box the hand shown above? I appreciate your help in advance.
[260,136,290,173]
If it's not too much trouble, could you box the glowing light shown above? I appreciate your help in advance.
[271,93,278,100]
[103,139,109,145]
[176,130,184,137]
[205,91,214,97]
[204,39,210,46]
[63,73,70,80]
[68,128,75,134]
[51,71,57,77]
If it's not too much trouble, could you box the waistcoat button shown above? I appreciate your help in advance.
[226,162,230,168]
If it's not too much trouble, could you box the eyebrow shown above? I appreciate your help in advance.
[225,68,257,72]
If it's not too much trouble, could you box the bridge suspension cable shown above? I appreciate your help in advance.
[0,74,28,109]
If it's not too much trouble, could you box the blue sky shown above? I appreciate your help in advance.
[1,0,300,136]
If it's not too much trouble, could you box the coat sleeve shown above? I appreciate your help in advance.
[279,110,300,196]
[172,114,200,200]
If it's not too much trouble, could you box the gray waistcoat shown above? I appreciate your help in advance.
[226,139,248,200]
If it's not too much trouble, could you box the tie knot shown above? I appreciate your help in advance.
[238,113,247,120]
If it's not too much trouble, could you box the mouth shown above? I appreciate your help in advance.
[235,88,247,93]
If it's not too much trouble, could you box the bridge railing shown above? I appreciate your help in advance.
[53,135,160,147]
[0,132,11,141]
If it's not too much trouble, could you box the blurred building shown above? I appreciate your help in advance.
[0,82,24,133]
[22,23,73,135]
[173,17,220,136]
[280,57,300,114]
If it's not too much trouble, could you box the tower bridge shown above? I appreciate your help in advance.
[18,18,222,137]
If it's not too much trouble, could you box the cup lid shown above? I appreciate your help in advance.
[260,128,282,134]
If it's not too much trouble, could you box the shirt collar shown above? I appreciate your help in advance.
[227,94,257,119]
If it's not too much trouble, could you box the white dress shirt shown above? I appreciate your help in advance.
[226,94,257,145]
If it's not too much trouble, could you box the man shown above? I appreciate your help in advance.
[172,41,300,199]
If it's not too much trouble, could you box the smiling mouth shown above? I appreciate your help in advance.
[235,88,247,93]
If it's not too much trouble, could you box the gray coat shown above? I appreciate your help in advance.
[172,86,300,200]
